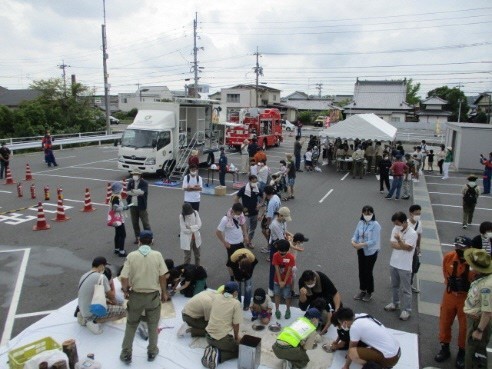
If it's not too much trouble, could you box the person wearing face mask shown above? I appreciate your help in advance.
[461,175,480,229]
[408,204,422,293]
[298,270,342,314]
[272,308,322,369]
[337,307,401,369]
[229,248,258,311]
[234,175,264,249]
[351,205,381,302]
[378,152,392,193]
[471,221,492,255]
[434,236,475,368]
[127,169,150,244]
[76,257,127,335]
[480,152,492,195]
[182,164,203,211]
[256,160,270,191]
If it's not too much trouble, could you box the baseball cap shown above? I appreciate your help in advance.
[111,182,123,193]
[224,281,239,294]
[305,308,321,320]
[278,207,292,221]
[293,233,309,243]
[92,256,109,267]
[139,230,153,240]
[454,236,472,249]
[253,288,266,304]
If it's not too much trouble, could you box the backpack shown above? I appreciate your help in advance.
[463,185,478,205]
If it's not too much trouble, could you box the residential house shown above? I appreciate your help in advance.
[473,92,492,124]
[417,96,451,124]
[93,94,119,113]
[280,91,340,122]
[0,86,41,108]
[344,79,413,123]
[220,84,281,119]
[118,86,173,112]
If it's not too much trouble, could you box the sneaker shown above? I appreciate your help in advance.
[138,321,149,340]
[353,291,366,300]
[401,196,410,200]
[77,312,86,326]
[362,293,372,302]
[114,249,119,255]
[208,347,219,369]
[399,310,410,321]
[380,190,384,193]
[282,359,293,369]
[147,349,158,362]
[394,197,400,200]
[463,224,468,229]
[411,286,420,294]
[275,310,281,319]
[202,346,213,368]
[120,352,132,363]
[177,322,190,337]
[384,302,399,311]
[285,310,291,319]
[260,247,270,254]
[385,195,392,199]
[86,320,103,335]
[118,250,127,257]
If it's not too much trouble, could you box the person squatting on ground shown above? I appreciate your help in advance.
[234,175,264,249]
[110,181,128,257]
[126,169,151,244]
[179,202,202,265]
[119,230,169,363]
[250,288,273,324]
[351,205,381,303]
[179,289,217,338]
[182,164,203,211]
[462,175,480,229]
[480,152,492,195]
[434,236,475,369]
[168,263,207,298]
[272,307,322,369]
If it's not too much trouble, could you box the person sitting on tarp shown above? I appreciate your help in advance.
[169,264,207,298]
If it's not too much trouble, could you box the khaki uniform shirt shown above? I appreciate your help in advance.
[206,294,242,340]
[183,290,216,321]
[464,274,492,315]
[120,249,168,293]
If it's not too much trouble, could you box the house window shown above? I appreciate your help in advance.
[122,98,127,103]
[227,94,240,103]
[391,117,401,123]
[273,94,277,102]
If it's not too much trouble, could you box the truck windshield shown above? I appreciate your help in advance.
[121,129,158,148]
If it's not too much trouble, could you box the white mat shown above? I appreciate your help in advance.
[0,296,419,369]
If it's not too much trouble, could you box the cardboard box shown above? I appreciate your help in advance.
[214,186,226,196]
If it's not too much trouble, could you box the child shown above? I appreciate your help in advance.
[408,204,422,293]
[288,233,308,297]
[304,148,313,171]
[250,288,273,324]
[427,149,434,171]
[310,297,331,335]
[272,239,295,319]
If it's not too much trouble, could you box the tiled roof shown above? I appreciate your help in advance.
[0,88,41,107]
[421,96,447,105]
[282,99,336,111]
[227,84,281,93]
[345,80,412,110]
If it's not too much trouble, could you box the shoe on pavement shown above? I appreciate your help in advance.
[362,293,372,302]
[353,291,366,300]
[401,196,410,200]
[455,348,465,369]
[147,350,158,362]
[118,250,127,257]
[202,346,213,368]
[208,347,219,369]
[399,310,410,321]
[411,286,420,293]
[120,352,132,364]
[434,343,450,362]
[385,195,392,199]
[380,190,384,193]
[285,310,291,319]
[384,302,399,311]
[138,321,149,340]
[275,310,281,319]
[177,322,190,337]
[463,224,468,229]
[77,312,86,326]
[86,320,103,335]
[260,247,270,254]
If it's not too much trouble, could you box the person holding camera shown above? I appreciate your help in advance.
[480,152,492,195]
[434,236,475,369]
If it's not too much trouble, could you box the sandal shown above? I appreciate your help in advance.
[275,310,281,319]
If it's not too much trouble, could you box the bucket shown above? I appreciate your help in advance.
[238,334,261,369]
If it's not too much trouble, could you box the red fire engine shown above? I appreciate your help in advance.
[225,108,283,150]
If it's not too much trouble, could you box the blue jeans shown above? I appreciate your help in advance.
[219,170,226,186]
[387,176,403,198]
[295,153,301,170]
[237,279,252,308]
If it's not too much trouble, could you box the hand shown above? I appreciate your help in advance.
[161,292,170,302]
[300,287,308,296]
[224,242,231,249]
[472,329,483,341]
[394,234,401,241]
[279,281,285,288]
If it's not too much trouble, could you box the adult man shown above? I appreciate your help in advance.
[374,141,383,174]
[260,185,281,255]
[272,308,321,369]
[182,164,203,211]
[77,257,126,334]
[0,142,11,179]
[179,289,217,337]
[385,155,408,200]
[234,175,264,248]
[480,152,492,195]
[240,139,250,174]
[127,169,150,244]
[462,175,480,229]
[434,236,475,369]
[296,120,302,137]
[202,281,242,369]
[119,231,169,363]
[384,211,418,321]
[248,138,260,159]
[294,136,304,172]
[463,248,492,369]
[352,145,365,179]
[218,147,228,186]
[41,130,58,167]
[364,141,375,173]
[298,270,342,313]
[337,307,401,369]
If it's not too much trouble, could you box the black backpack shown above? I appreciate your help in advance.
[463,185,478,205]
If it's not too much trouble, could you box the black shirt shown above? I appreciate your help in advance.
[237,186,263,216]
[298,271,338,311]
[0,146,10,161]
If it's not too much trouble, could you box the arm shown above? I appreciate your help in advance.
[215,229,230,248]
[120,276,130,299]
[159,274,169,302]
[274,265,283,286]
[472,312,492,341]
[232,323,240,342]
[332,292,342,311]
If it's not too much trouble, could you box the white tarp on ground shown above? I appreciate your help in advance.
[0,296,418,369]
[320,114,397,141]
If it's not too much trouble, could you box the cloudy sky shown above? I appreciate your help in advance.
[0,0,491,98]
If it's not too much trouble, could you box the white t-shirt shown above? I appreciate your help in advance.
[257,165,269,184]
[217,216,244,244]
[350,314,400,358]
[182,175,202,203]
[389,226,418,271]
[409,220,422,235]
[305,151,313,161]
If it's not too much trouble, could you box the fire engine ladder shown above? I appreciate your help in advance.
[168,132,199,182]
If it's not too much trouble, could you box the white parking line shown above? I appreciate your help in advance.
[0,190,12,194]
[64,198,109,207]
[71,166,124,172]
[0,248,31,345]
[426,183,466,187]
[435,220,479,226]
[432,204,492,211]
[15,310,55,319]
[319,189,333,203]
[428,192,462,196]
[340,173,349,181]
[56,155,77,159]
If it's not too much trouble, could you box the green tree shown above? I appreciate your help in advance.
[0,105,14,138]
[298,111,313,124]
[427,86,469,122]
[406,78,421,106]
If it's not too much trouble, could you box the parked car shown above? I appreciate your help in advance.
[314,116,327,127]
[281,119,296,131]
[109,116,120,125]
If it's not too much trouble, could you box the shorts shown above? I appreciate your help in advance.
[273,283,292,299]
[287,177,295,186]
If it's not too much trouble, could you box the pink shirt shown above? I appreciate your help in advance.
[390,161,408,176]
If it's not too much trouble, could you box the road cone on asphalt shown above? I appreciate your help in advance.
[44,185,50,201]
[121,178,128,199]
[4,167,16,184]
[81,188,96,212]
[105,182,111,204]
[33,202,51,231]
[57,186,63,200]
[30,183,36,199]
[53,195,70,222]
[25,163,33,180]
[17,182,23,197]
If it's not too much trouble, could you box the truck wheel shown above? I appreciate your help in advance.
[206,152,215,166]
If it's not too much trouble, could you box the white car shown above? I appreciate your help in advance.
[109,116,120,125]
[282,119,296,131]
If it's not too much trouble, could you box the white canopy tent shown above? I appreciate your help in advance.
[320,113,397,141]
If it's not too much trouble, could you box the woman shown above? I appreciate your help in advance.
[437,144,446,176]
[229,248,258,310]
[168,264,207,298]
[442,146,453,180]
[110,182,127,257]
[179,202,202,265]
[351,205,381,302]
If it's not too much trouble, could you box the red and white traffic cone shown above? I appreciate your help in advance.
[33,202,51,231]
[105,182,112,204]
[17,182,23,197]
[57,186,63,200]
[52,195,70,222]
[30,183,36,199]
[121,178,128,200]
[81,188,96,212]
[4,167,16,185]
[25,163,33,181]
[44,185,50,201]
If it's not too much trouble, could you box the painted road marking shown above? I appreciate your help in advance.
[435,220,480,226]
[64,199,108,207]
[427,183,467,187]
[319,189,334,203]
[0,190,12,194]
[428,192,463,196]
[15,310,56,319]
[70,166,123,172]
[0,213,37,225]
[340,173,349,181]
[28,203,73,214]
[432,204,492,211]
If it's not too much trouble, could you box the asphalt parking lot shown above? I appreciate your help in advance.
[0,137,490,368]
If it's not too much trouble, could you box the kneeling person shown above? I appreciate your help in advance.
[179,289,217,337]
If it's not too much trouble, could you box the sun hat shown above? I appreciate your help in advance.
[464,248,492,274]
[278,207,292,221]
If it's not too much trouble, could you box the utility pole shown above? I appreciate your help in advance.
[58,60,70,98]
[101,0,111,134]
[315,83,323,98]
[190,12,204,98]
[457,82,463,124]
[253,47,263,108]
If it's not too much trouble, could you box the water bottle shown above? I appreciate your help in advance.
[74,354,101,369]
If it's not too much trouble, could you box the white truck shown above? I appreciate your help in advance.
[117,100,221,179]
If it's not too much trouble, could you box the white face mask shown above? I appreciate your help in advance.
[363,215,373,222]
[250,182,258,188]
[190,171,197,176]
[132,175,139,181]
[394,225,403,232]
[306,283,316,289]
[233,214,241,219]
[486,232,492,239]
[412,215,421,222]
[468,182,476,186]
[341,323,350,332]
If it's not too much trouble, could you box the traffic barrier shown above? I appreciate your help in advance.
[30,183,36,199]
[17,183,23,198]
[25,163,33,180]
[4,167,16,185]
[44,185,50,201]
[81,188,96,212]
[53,195,70,222]
[33,202,51,231]
[105,182,111,204]
[57,186,63,200]
[121,178,128,199]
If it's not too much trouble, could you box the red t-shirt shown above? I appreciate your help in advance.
[390,161,408,176]
[272,252,296,285]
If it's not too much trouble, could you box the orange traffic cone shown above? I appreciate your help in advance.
[17,183,23,197]
[105,182,112,204]
[30,183,36,199]
[52,195,70,222]
[121,178,128,199]
[4,167,16,184]
[25,163,33,181]
[33,202,51,231]
[81,188,96,212]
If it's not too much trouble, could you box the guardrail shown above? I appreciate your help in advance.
[1,131,122,153]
